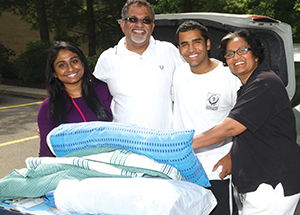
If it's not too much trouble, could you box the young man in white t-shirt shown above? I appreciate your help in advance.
[172,20,241,215]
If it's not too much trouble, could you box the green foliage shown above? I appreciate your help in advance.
[1,0,300,45]
[87,54,100,73]
[93,0,126,52]
[292,0,300,42]
[151,0,183,14]
[14,41,51,83]
[295,63,300,76]
[0,0,121,52]
[295,0,300,11]
[150,0,300,42]
[0,0,34,15]
[0,43,17,79]
[46,0,85,43]
[292,63,300,107]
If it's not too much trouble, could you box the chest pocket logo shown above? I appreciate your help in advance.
[206,93,220,111]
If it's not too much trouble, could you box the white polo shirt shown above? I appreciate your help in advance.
[94,36,183,129]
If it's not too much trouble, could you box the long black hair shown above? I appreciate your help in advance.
[46,41,112,125]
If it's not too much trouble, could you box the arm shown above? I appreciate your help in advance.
[37,98,56,157]
[93,51,108,81]
[192,117,246,149]
[212,152,231,179]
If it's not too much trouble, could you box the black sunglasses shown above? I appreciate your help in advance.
[123,17,153,25]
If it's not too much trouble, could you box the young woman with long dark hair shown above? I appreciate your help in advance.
[37,41,112,157]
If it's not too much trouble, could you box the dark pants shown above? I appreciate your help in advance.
[209,179,238,215]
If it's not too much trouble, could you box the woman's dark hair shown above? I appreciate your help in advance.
[219,29,265,65]
[46,41,112,125]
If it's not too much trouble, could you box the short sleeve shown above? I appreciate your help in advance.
[229,81,275,133]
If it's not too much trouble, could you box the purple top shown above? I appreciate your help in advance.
[37,81,112,157]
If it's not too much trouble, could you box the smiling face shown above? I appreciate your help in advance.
[53,49,84,87]
[178,29,211,74]
[120,4,155,54]
[225,37,259,84]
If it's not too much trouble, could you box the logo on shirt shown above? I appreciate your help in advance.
[159,65,164,70]
[206,93,220,111]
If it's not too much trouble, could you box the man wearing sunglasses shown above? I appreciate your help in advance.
[173,20,241,215]
[93,0,183,129]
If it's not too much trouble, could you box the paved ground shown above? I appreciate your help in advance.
[0,95,42,178]
[0,85,47,100]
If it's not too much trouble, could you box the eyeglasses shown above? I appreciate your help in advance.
[224,46,252,59]
[123,17,153,25]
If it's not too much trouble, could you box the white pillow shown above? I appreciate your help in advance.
[47,121,210,187]
[54,178,217,215]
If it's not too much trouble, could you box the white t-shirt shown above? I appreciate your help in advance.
[94,36,183,129]
[172,59,242,180]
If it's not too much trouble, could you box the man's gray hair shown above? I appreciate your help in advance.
[121,0,155,21]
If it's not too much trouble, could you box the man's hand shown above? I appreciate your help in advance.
[212,152,232,179]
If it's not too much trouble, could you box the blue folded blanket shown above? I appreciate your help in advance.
[47,121,210,187]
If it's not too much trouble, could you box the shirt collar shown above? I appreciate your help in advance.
[115,36,155,55]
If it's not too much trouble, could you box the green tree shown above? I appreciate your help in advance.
[87,0,96,56]
[89,0,124,52]
[0,43,16,79]
[0,0,50,42]
[35,0,49,42]
[0,0,124,55]
[293,0,300,41]
[151,0,183,13]
[295,0,300,10]
[44,0,85,44]
[15,41,51,83]
[151,0,300,42]
[1,0,299,52]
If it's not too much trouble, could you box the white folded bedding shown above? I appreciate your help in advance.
[54,177,217,215]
